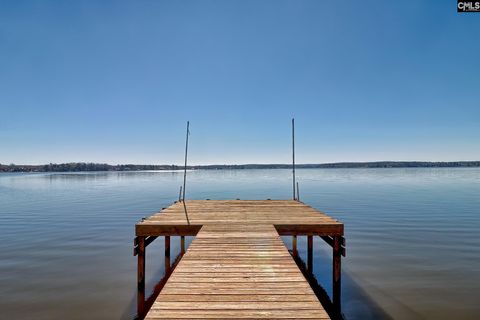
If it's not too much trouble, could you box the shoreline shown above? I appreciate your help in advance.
[1,161,480,173]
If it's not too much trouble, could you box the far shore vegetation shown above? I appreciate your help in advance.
[1,161,479,173]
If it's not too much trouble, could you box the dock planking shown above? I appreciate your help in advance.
[136,200,343,237]
[135,200,344,319]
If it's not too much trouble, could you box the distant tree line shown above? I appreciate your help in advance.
[1,161,480,173]
[0,163,181,172]
[300,161,480,168]
[193,161,480,169]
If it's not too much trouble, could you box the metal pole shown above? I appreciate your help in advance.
[182,121,189,201]
[292,118,296,200]
[296,182,300,202]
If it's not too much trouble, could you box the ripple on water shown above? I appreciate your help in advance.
[0,168,479,320]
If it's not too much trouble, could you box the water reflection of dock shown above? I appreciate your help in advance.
[134,200,345,319]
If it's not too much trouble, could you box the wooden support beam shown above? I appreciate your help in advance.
[292,235,297,257]
[145,235,157,247]
[180,236,185,255]
[135,224,202,237]
[333,235,342,315]
[165,236,171,273]
[307,235,313,272]
[137,236,145,317]
[320,235,346,257]
[134,236,158,256]
[321,235,333,247]
[321,235,346,247]
[275,224,344,236]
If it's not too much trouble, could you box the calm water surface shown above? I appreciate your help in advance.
[0,168,479,320]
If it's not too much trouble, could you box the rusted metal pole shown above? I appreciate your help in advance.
[137,236,145,317]
[292,235,297,257]
[180,236,185,255]
[165,236,171,273]
[333,235,342,314]
[307,235,313,272]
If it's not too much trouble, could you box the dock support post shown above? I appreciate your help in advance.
[333,235,342,314]
[137,236,145,317]
[292,235,297,256]
[307,235,313,272]
[165,236,171,273]
[180,236,185,255]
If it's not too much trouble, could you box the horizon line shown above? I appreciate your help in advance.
[2,160,480,167]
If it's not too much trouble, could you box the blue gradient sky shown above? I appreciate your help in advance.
[1,1,479,165]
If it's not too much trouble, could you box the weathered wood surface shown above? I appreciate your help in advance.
[145,224,330,319]
[138,200,343,319]
[136,200,343,236]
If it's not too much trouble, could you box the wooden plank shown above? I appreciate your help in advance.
[157,294,319,302]
[136,225,202,237]
[152,301,324,309]
[146,309,330,319]
[160,287,317,295]
[275,224,343,236]
[136,200,344,237]
[168,277,306,283]
[144,223,331,320]
[171,272,303,277]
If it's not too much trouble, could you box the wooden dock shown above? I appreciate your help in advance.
[134,200,345,319]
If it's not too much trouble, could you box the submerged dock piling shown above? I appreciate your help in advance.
[180,236,185,255]
[136,236,145,316]
[164,236,170,273]
[308,234,313,272]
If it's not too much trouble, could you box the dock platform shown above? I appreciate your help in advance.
[134,200,345,319]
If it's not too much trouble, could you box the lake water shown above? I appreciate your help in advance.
[0,168,479,320]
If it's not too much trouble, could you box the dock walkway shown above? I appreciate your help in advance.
[134,200,345,319]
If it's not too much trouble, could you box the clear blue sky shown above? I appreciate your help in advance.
[0,1,479,165]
